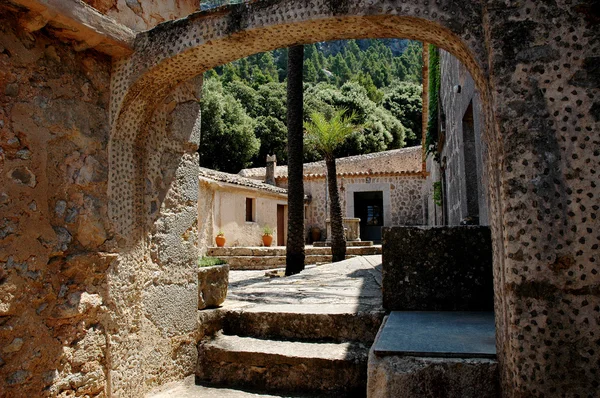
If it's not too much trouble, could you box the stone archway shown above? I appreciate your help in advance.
[106,1,600,397]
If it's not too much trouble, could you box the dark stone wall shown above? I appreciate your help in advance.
[436,50,489,226]
[382,226,493,311]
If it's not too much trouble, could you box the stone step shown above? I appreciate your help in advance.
[196,333,369,396]
[217,255,346,270]
[147,376,319,397]
[223,305,385,343]
[313,241,374,247]
[207,245,382,258]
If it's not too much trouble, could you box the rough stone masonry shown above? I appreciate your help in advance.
[0,0,599,397]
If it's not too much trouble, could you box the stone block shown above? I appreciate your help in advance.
[367,352,499,398]
[198,264,229,310]
[382,226,493,311]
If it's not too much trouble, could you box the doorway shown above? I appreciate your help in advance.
[277,204,287,246]
[354,191,384,242]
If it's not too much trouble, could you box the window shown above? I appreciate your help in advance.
[246,198,255,222]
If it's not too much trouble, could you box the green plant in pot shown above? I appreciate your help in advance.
[262,225,274,247]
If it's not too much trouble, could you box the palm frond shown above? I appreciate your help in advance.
[304,108,361,156]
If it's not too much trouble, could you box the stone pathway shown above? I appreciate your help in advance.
[148,255,383,398]
[224,254,383,312]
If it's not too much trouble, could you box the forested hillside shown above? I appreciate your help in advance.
[199,39,423,173]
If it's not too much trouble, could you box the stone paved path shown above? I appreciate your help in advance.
[147,255,383,398]
[224,254,382,313]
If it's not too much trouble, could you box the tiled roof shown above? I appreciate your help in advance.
[198,167,288,195]
[239,146,423,179]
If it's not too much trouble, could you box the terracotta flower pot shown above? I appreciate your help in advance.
[215,235,225,247]
[262,234,273,247]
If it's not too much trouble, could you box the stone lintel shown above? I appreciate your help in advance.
[8,0,135,57]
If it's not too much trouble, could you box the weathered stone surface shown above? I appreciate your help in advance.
[0,12,112,397]
[1,0,598,396]
[197,333,369,395]
[7,0,135,56]
[382,226,493,311]
[143,283,198,336]
[367,353,499,398]
[224,307,384,344]
[206,246,382,269]
[198,264,229,310]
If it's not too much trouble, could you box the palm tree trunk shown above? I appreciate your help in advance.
[325,154,346,262]
[285,45,305,276]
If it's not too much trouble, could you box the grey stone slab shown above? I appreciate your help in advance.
[373,311,496,359]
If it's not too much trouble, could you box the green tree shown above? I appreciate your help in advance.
[352,72,383,103]
[382,81,423,145]
[304,109,360,262]
[285,45,305,276]
[303,58,318,83]
[304,82,406,157]
[198,78,259,172]
[252,116,288,166]
[329,53,352,85]
[226,80,262,117]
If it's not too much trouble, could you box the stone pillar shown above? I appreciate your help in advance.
[265,154,277,185]
[106,75,203,397]
[483,2,600,395]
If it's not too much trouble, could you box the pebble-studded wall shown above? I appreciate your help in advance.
[111,0,597,396]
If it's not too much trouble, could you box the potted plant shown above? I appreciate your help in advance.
[215,230,226,247]
[198,256,229,310]
[262,225,274,247]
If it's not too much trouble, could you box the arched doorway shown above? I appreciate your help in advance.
[106,1,599,397]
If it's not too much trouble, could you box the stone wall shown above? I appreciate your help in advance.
[305,174,425,240]
[439,50,488,226]
[0,11,113,396]
[424,50,489,227]
[1,0,598,396]
[82,0,200,31]
[382,226,494,311]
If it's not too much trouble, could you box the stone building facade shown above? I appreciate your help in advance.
[424,49,489,226]
[241,146,426,242]
[0,0,598,397]
[197,167,288,249]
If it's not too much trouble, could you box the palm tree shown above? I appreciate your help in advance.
[285,45,305,276]
[304,109,360,262]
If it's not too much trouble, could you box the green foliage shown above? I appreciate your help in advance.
[198,256,227,267]
[304,82,406,158]
[198,78,260,173]
[262,225,274,236]
[200,39,424,170]
[426,44,441,157]
[253,115,288,166]
[433,181,443,207]
[382,81,423,145]
[304,108,360,157]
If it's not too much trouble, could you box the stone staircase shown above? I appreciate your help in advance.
[195,307,385,397]
[207,245,382,270]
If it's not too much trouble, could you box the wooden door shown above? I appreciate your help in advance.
[277,204,285,246]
